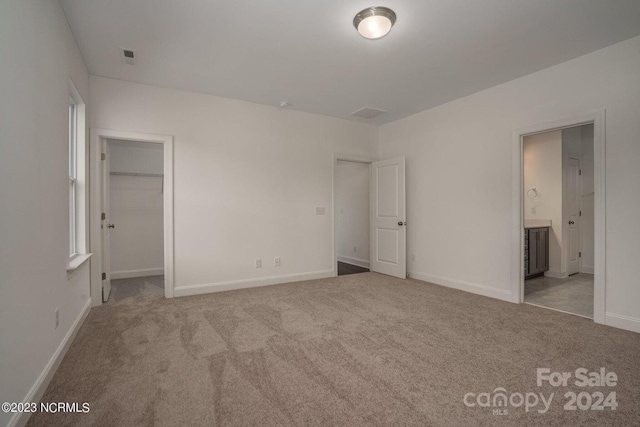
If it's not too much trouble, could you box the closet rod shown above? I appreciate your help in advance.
[110,172,164,178]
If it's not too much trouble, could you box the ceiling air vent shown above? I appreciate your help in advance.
[350,107,387,119]
[120,48,137,65]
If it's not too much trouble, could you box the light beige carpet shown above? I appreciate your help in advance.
[28,273,640,426]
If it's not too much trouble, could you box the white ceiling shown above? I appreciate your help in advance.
[61,0,640,125]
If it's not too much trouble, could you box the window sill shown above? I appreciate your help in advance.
[67,253,92,272]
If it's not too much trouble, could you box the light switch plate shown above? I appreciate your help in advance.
[315,207,325,215]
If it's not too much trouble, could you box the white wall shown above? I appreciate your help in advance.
[90,76,378,295]
[109,139,164,175]
[0,1,91,425]
[109,141,164,278]
[379,35,640,332]
[335,161,370,268]
[524,131,563,276]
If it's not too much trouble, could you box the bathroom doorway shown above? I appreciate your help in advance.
[522,123,595,318]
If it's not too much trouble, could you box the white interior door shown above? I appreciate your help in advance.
[370,156,406,279]
[566,156,581,275]
[101,140,112,301]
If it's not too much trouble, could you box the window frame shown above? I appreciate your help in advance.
[68,80,88,269]
[69,97,78,257]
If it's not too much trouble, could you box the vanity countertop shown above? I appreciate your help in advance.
[524,219,552,229]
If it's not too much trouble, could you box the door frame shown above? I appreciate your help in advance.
[100,139,111,301]
[90,128,175,305]
[332,153,375,277]
[511,110,605,324]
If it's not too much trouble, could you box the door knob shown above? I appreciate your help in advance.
[108,224,115,229]
[568,221,574,225]
[397,221,406,226]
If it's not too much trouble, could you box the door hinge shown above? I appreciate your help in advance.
[579,252,582,258]
[101,153,106,160]
[579,169,582,176]
[579,210,582,216]
[102,272,106,280]
[101,212,106,220]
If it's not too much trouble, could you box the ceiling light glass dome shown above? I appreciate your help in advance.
[353,7,397,40]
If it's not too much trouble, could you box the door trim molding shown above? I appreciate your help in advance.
[332,153,375,277]
[90,128,175,305]
[511,110,606,324]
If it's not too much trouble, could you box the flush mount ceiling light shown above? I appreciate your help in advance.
[353,6,396,40]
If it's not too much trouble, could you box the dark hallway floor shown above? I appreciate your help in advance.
[337,261,369,276]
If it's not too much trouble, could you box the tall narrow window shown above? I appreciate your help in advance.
[67,80,87,270]
[69,97,77,256]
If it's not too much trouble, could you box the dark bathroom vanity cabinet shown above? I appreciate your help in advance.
[524,226,549,279]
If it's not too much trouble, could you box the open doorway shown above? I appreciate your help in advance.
[332,154,407,279]
[334,158,371,276]
[104,139,165,303]
[522,124,595,318]
[90,128,174,306]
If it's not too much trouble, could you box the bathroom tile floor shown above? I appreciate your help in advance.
[524,273,594,318]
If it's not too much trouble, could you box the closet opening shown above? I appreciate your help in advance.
[103,139,166,303]
[90,128,174,306]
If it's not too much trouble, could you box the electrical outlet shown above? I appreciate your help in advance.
[353,246,357,253]
[532,207,536,214]
[255,259,262,268]
[54,309,59,329]
[274,257,281,267]
[411,253,416,262]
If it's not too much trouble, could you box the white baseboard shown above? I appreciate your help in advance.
[605,312,640,334]
[111,268,164,280]
[581,264,595,274]
[174,269,334,297]
[407,271,514,303]
[337,255,370,269]
[10,298,92,427]
[544,270,568,279]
